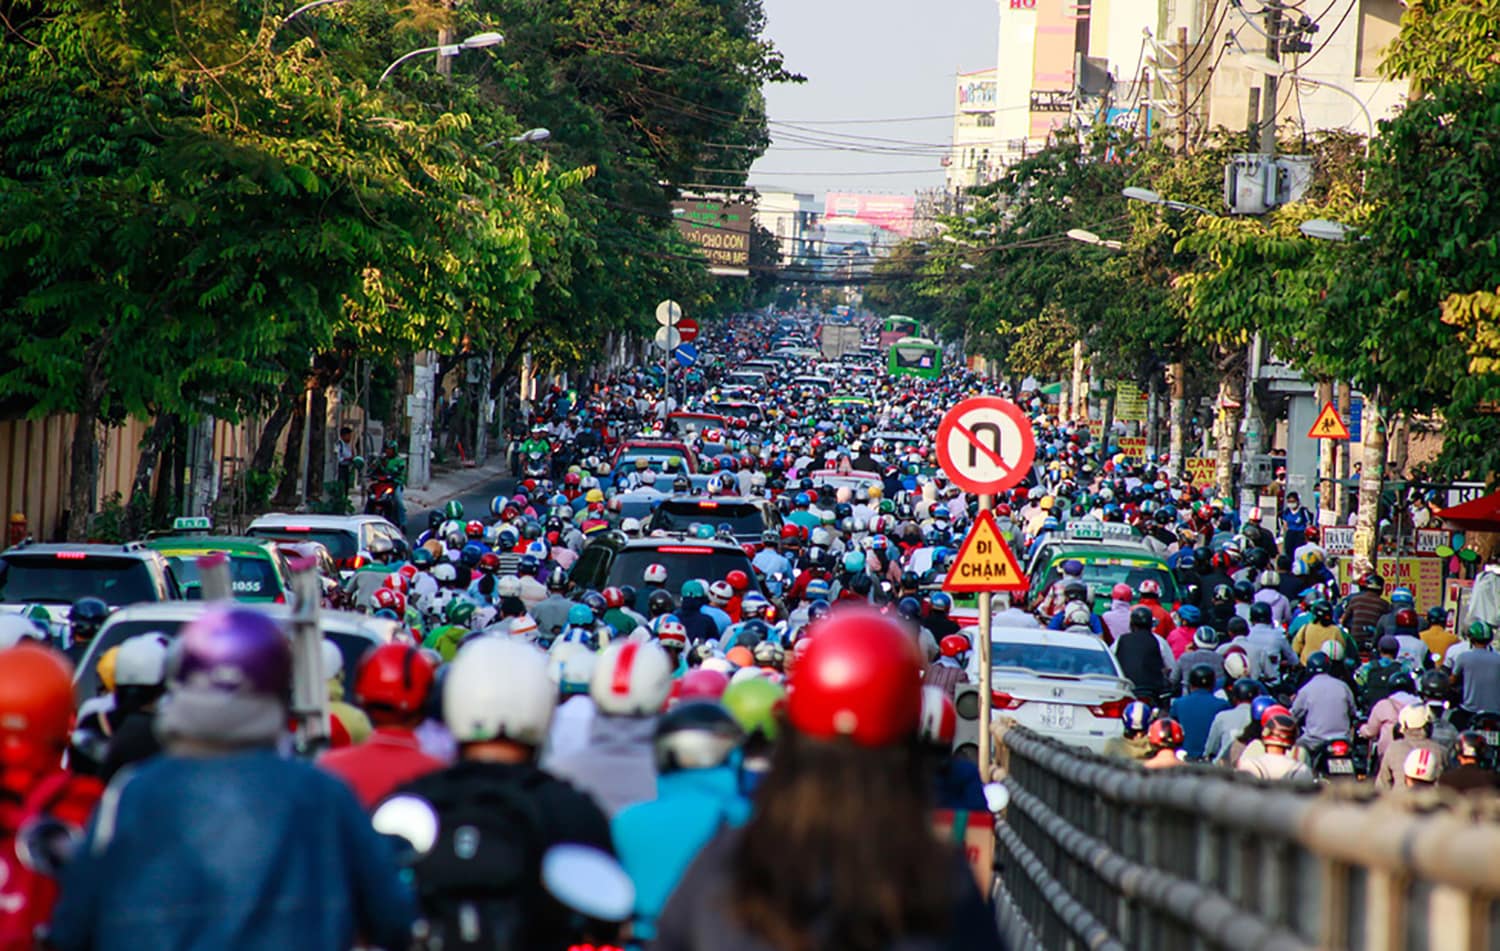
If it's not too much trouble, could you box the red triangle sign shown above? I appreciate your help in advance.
[1307,402,1350,440]
[943,510,1029,593]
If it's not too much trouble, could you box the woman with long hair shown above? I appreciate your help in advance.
[652,607,1004,951]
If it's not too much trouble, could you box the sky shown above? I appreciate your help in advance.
[748,0,1002,200]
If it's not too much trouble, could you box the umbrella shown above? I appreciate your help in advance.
[1433,492,1500,532]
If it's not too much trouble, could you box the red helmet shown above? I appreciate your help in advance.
[1394,608,1419,630]
[355,643,436,717]
[994,503,1012,517]
[372,588,407,616]
[1147,718,1184,750]
[1260,703,1292,727]
[681,663,732,699]
[602,586,626,609]
[466,520,485,539]
[1139,579,1161,598]
[397,563,419,582]
[788,607,922,747]
[918,686,957,746]
[939,634,970,659]
[0,645,75,784]
[382,573,408,594]
[1012,487,1029,503]
[478,552,501,574]
[779,525,800,542]
[564,472,582,487]
[1111,583,1134,601]
[725,570,750,592]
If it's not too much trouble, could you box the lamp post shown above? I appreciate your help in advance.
[1299,218,1354,242]
[282,0,345,23]
[483,128,552,148]
[1122,186,1217,216]
[378,31,504,86]
[1239,55,1374,159]
[1066,228,1123,250]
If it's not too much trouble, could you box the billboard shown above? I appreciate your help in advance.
[822,193,916,239]
[672,198,752,276]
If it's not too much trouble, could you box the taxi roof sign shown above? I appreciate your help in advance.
[943,510,1028,593]
[1063,519,1137,541]
[1308,402,1350,440]
[172,516,213,532]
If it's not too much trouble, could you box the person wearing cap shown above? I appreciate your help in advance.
[50,609,416,951]
[652,607,1004,951]
[1237,713,1314,781]
[1374,702,1447,789]
[1354,635,1414,708]
[1036,559,1086,619]
[1340,573,1391,646]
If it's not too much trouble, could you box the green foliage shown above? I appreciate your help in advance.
[1382,0,1500,89]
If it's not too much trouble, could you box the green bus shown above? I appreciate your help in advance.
[879,315,920,349]
[887,336,943,380]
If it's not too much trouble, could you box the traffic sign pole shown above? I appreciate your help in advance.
[977,492,993,783]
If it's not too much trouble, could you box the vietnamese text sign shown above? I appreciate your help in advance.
[672,199,752,274]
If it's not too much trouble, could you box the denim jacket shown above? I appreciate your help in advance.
[49,748,416,951]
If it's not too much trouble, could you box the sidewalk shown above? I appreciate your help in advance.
[404,453,510,510]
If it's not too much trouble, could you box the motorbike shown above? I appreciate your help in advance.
[524,450,550,481]
[365,474,399,520]
[1307,736,1363,780]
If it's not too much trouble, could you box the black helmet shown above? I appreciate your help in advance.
[647,589,676,617]
[1311,599,1333,621]
[70,597,109,637]
[850,574,873,596]
[1249,601,1272,625]
[1419,668,1451,700]
[1211,584,1233,605]
[1187,664,1216,689]
[1063,581,1089,602]
[1231,580,1255,603]
[1129,606,1155,631]
[653,701,743,774]
[900,570,920,590]
[1426,606,1448,627]
[1306,651,1330,675]
[897,596,922,620]
[1231,678,1264,703]
[1226,616,1250,638]
[1457,731,1488,761]
[1386,670,1416,696]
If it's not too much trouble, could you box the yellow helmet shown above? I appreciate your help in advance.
[96,645,121,694]
[868,484,883,499]
[585,488,606,504]
[1039,495,1056,510]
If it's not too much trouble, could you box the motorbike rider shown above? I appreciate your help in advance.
[1290,651,1358,749]
[1437,732,1500,793]
[1237,713,1314,782]
[1168,666,1229,761]
[1142,718,1185,769]
[318,643,443,808]
[1357,670,1421,767]
[65,597,109,667]
[50,609,416,951]
[1355,635,1414,708]
[372,440,408,531]
[1102,701,1154,760]
[1375,703,1447,789]
[1112,607,1174,705]
[387,637,614,950]
[1450,620,1500,729]
[1204,678,1263,765]
[1169,625,1224,694]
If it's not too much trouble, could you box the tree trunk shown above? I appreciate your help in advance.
[1168,361,1186,480]
[1316,380,1335,525]
[1212,346,1246,500]
[275,389,308,506]
[1334,381,1353,521]
[251,389,297,474]
[123,413,175,539]
[1354,387,1387,568]
[153,419,183,527]
[305,383,328,501]
[66,396,101,542]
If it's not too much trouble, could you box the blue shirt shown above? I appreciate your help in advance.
[50,749,416,951]
[1282,506,1311,533]
[1170,690,1231,760]
[611,765,751,941]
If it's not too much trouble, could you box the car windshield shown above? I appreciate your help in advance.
[608,547,758,592]
[650,501,765,536]
[167,554,282,599]
[617,448,688,472]
[247,528,358,561]
[1039,559,1178,600]
[992,641,1118,677]
[0,556,160,606]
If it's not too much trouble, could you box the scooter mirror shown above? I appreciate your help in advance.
[371,794,439,862]
[541,844,635,922]
[15,816,82,877]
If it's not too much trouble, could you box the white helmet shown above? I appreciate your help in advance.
[708,581,733,604]
[497,575,522,597]
[0,615,43,649]
[509,615,539,640]
[320,639,344,681]
[1404,746,1440,783]
[431,563,457,584]
[729,666,764,685]
[590,640,672,716]
[1223,651,1250,680]
[549,642,598,695]
[114,632,171,687]
[643,563,668,585]
[444,637,556,745]
[1319,638,1346,662]
[620,517,642,536]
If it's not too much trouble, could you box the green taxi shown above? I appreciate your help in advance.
[1025,520,1180,613]
[145,519,293,603]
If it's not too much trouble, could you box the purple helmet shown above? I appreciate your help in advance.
[170,609,291,698]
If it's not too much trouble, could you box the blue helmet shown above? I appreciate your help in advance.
[897,596,922,620]
[794,492,811,507]
[1250,695,1278,725]
[1176,604,1202,625]
[929,592,953,613]
[804,579,831,600]
[517,555,540,575]
[1391,587,1414,606]
[567,603,595,627]
[806,599,832,621]
[460,543,484,567]
[1122,700,1153,733]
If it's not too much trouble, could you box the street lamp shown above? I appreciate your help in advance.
[379,31,505,85]
[283,0,345,23]
[1238,54,1373,158]
[1299,219,1354,241]
[1066,228,1123,250]
[1122,186,1217,216]
[482,128,552,148]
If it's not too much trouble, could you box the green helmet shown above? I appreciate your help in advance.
[681,579,707,599]
[1468,620,1493,643]
[878,499,895,515]
[411,547,435,568]
[721,677,786,741]
[445,598,476,625]
[443,500,464,520]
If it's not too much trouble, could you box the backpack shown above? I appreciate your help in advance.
[411,776,549,951]
[1362,662,1406,704]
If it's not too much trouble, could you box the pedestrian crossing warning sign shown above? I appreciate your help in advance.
[1308,402,1351,440]
[943,510,1029,593]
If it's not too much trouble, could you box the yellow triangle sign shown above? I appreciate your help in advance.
[943,510,1029,593]
[1308,402,1350,440]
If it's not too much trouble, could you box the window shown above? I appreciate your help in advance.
[1356,0,1403,78]
[977,114,995,127]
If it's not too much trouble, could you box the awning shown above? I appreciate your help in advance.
[1434,492,1500,531]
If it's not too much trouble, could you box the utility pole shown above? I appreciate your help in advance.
[1259,5,1281,154]
[1177,27,1190,153]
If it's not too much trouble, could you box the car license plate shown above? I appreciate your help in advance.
[1481,731,1500,747]
[1038,703,1075,731]
[1327,759,1354,775]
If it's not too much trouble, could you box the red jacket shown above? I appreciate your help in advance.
[0,770,103,950]
[318,727,445,810]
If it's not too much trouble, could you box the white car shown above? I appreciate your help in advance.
[246,513,408,575]
[966,626,1134,753]
[73,601,406,703]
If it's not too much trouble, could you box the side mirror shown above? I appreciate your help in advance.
[16,816,83,877]
[541,844,635,923]
[371,794,439,865]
